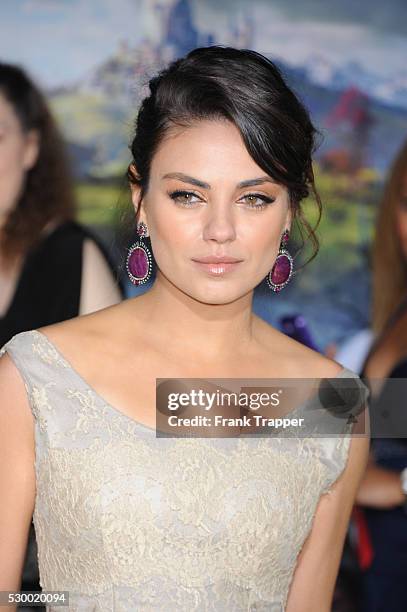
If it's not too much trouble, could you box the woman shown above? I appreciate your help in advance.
[355,138,407,612]
[0,62,124,345]
[0,63,124,604]
[0,47,369,611]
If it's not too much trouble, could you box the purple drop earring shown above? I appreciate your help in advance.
[267,229,294,293]
[126,221,153,285]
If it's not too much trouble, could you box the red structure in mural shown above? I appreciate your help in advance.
[322,86,375,176]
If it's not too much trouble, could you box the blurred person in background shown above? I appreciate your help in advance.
[354,138,407,612]
[0,63,124,603]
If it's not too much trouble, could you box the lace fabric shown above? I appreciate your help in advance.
[0,329,363,611]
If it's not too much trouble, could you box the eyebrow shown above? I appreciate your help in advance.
[161,172,277,189]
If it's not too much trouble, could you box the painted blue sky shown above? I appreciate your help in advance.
[0,0,406,88]
[0,0,143,86]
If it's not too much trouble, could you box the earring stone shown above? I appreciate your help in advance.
[266,230,294,292]
[126,221,153,285]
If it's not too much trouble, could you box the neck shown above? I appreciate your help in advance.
[131,271,257,362]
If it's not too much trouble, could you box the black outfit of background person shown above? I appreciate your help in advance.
[1,219,124,344]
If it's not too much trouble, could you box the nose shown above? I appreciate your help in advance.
[202,202,237,244]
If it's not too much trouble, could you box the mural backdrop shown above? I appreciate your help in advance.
[1,0,407,349]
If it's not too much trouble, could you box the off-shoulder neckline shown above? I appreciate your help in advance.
[28,328,357,436]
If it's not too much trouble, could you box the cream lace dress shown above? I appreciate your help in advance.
[1,329,366,611]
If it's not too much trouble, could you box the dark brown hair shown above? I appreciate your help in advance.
[126,45,323,275]
[372,138,407,334]
[0,63,75,270]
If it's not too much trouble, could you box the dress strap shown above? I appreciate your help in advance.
[0,330,40,393]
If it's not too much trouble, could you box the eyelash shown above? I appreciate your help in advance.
[168,190,275,210]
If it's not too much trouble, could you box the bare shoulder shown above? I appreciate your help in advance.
[253,315,345,378]
[37,300,127,350]
[36,295,147,358]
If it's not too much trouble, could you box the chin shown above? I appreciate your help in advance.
[189,286,247,306]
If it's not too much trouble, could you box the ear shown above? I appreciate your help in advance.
[285,203,293,234]
[128,163,147,224]
[22,129,40,171]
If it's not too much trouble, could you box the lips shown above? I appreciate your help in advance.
[191,257,243,275]
[192,256,243,264]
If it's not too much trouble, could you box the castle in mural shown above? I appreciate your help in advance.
[72,0,253,102]
[50,0,255,178]
[155,0,215,57]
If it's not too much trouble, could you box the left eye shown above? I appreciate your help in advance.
[240,194,275,208]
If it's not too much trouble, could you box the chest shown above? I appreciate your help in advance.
[84,350,296,430]
[34,430,328,595]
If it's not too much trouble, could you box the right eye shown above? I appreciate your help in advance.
[168,190,202,207]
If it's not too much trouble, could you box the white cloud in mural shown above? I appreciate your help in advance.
[22,0,67,13]
[250,5,407,78]
[0,0,145,86]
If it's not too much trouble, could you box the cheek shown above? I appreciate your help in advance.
[0,141,27,211]
[240,217,282,261]
[151,206,197,253]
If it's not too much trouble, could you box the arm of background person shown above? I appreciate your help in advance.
[356,450,405,508]
[285,417,370,612]
[79,238,123,316]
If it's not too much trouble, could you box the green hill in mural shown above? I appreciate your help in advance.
[50,90,133,180]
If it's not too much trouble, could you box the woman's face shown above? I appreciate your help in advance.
[396,172,407,260]
[132,119,292,305]
[0,92,39,226]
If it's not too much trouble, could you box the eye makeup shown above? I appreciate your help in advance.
[167,189,276,210]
